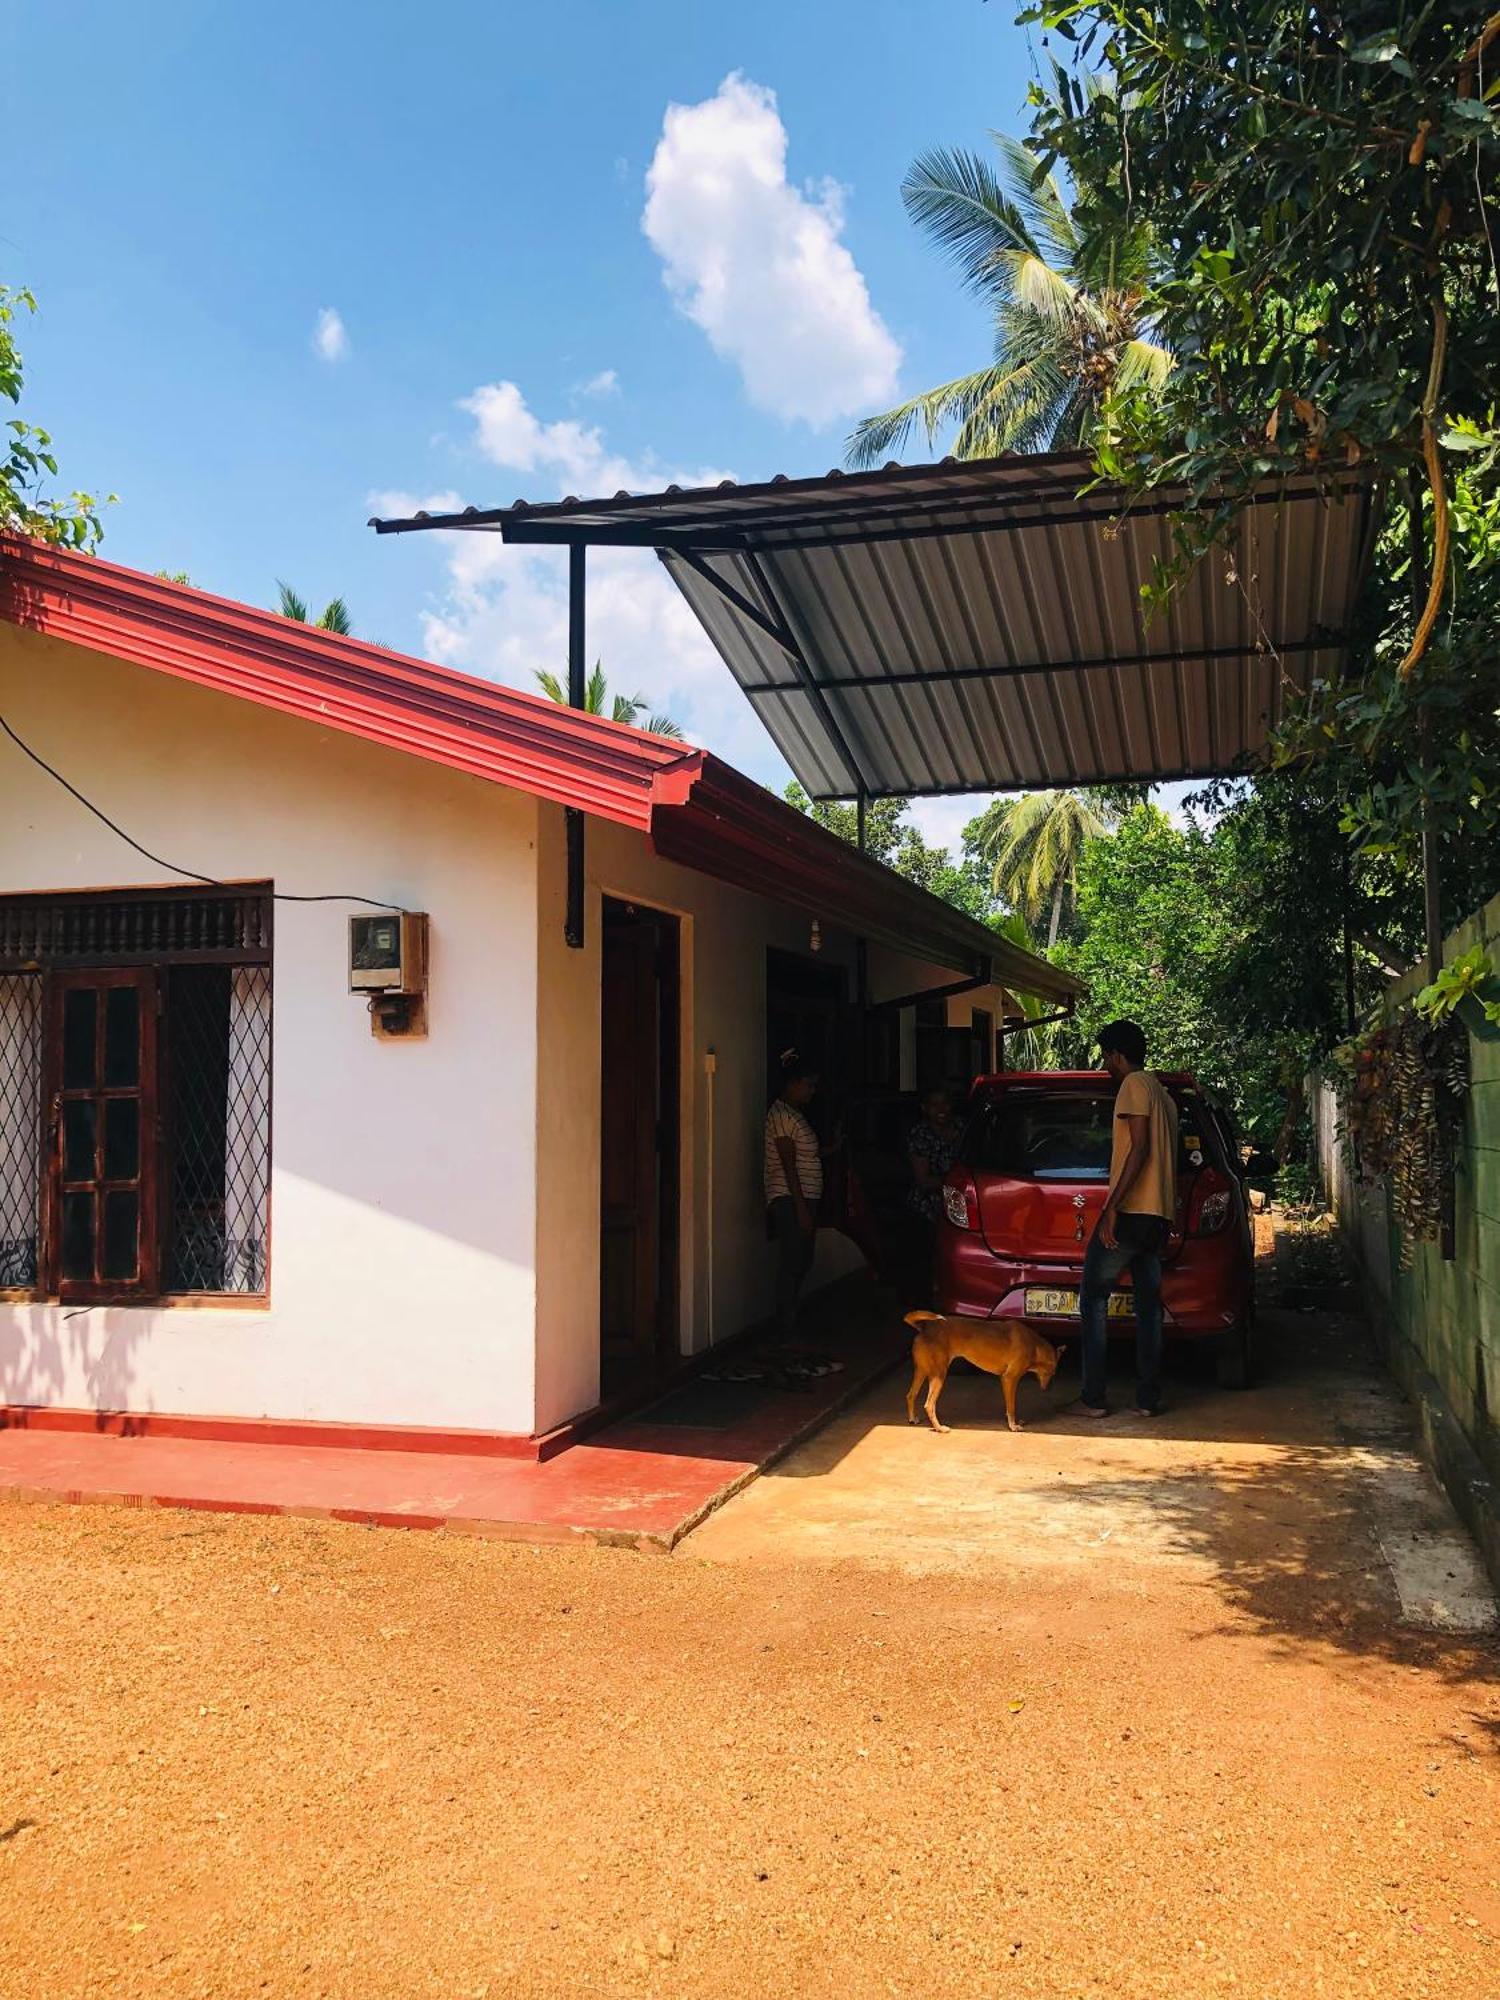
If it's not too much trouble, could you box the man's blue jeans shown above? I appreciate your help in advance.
[1080,1212,1169,1410]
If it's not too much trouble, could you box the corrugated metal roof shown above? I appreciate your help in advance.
[0,538,1079,998]
[373,453,1375,799]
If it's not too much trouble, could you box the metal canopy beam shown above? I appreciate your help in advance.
[368,453,1376,806]
[737,547,872,796]
[735,636,1331,698]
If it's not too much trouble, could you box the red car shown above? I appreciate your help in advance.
[934,1071,1258,1387]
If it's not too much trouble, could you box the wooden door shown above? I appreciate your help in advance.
[44,968,158,1301]
[599,901,679,1390]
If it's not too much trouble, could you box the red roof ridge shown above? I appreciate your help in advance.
[0,536,1079,999]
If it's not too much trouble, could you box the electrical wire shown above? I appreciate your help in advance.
[2,710,400,910]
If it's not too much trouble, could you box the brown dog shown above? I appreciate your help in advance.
[904,1311,1062,1434]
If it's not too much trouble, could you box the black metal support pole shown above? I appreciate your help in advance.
[856,790,867,854]
[564,542,587,950]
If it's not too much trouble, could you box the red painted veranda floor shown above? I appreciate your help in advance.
[0,1299,904,1549]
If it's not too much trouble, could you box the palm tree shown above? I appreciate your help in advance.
[535,663,685,740]
[974,789,1120,949]
[992,912,1059,1068]
[277,582,353,635]
[847,132,1171,465]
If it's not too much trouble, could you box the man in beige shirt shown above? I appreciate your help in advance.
[1069,1019,1178,1419]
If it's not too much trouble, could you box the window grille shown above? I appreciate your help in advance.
[163,966,271,1293]
[0,890,272,1300]
[0,975,42,1289]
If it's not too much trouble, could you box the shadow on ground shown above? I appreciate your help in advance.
[689,1302,1500,1691]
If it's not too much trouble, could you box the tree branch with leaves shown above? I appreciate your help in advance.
[1,286,110,550]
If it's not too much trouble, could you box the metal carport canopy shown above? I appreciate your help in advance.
[377,452,1375,802]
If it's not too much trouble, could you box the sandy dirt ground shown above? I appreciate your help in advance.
[0,1312,1497,2000]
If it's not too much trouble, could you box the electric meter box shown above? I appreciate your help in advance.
[348,912,428,995]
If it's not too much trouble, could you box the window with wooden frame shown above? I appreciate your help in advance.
[0,888,272,1304]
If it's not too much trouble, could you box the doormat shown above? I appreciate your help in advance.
[637,1379,772,1429]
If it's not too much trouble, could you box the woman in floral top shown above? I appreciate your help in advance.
[907,1087,962,1222]
[903,1087,962,1304]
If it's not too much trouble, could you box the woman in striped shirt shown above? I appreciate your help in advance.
[764,1052,824,1345]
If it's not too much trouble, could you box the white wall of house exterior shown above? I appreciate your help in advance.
[533,805,874,1432]
[0,627,544,1434]
[2,623,1024,1441]
[531,807,1013,1435]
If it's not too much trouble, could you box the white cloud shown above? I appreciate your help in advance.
[459,381,646,496]
[578,368,619,399]
[312,307,349,363]
[906,794,995,854]
[642,72,901,427]
[383,382,783,777]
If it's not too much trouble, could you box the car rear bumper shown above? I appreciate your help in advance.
[934,1235,1250,1337]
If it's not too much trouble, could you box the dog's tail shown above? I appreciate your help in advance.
[903,1309,943,1331]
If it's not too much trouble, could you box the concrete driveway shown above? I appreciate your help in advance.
[685,1306,1497,1636]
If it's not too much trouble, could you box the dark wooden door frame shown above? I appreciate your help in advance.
[599,898,681,1380]
[42,966,160,1303]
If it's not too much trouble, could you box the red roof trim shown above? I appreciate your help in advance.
[0,538,698,831]
[651,761,1080,998]
[0,539,1078,998]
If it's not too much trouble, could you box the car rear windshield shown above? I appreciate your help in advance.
[963,1087,1216,1183]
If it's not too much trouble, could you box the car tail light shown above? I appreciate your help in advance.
[943,1177,979,1231]
[1190,1167,1234,1236]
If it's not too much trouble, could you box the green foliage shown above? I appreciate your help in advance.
[969,788,1121,946]
[1333,1009,1469,1262]
[1058,782,1367,1149]
[1415,944,1500,1025]
[782,784,1002,925]
[990,911,1064,1065]
[1054,803,1237,1079]
[1,285,109,550]
[277,582,354,635]
[847,132,1170,464]
[1266,437,1500,896]
[1027,0,1500,520]
[1023,0,1500,880]
[535,662,685,740]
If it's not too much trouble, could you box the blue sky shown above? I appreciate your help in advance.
[6,1,1059,847]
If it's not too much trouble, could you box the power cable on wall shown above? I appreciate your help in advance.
[1,710,400,910]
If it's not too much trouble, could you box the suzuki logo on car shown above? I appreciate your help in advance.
[1073,1192,1086,1242]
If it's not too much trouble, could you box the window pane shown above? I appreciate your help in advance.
[0,974,43,1290]
[61,1190,95,1280]
[103,1098,140,1181]
[104,987,140,1087]
[164,964,271,1295]
[102,1191,140,1281]
[63,989,97,1089]
[62,1099,97,1182]
[968,1092,1116,1182]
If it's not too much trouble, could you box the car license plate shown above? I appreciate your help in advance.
[1024,1288,1132,1319]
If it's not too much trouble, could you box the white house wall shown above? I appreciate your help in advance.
[0,626,543,1434]
[534,805,871,1432]
[531,807,1009,1434]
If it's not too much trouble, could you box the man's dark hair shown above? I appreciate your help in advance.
[1096,1019,1148,1066]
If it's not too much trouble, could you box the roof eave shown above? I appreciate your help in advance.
[649,756,1081,1002]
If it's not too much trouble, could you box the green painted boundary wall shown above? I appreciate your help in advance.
[1312,888,1500,1580]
